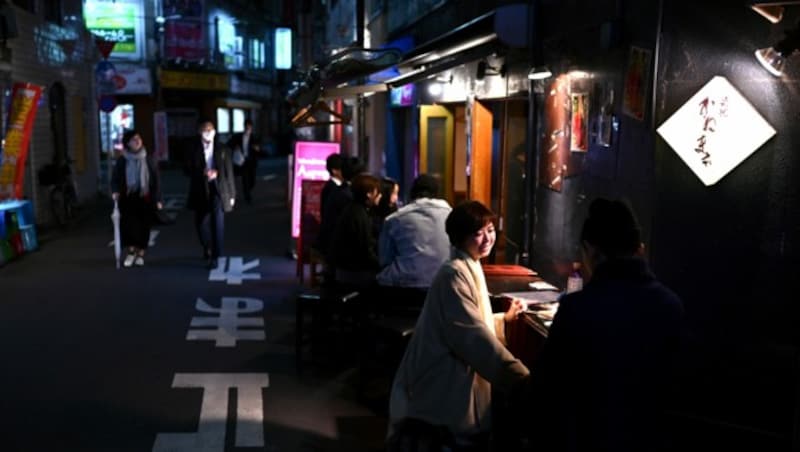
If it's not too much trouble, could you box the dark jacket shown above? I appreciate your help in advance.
[314,182,351,255]
[184,137,236,213]
[227,131,260,165]
[330,201,379,273]
[531,257,685,452]
[110,152,162,205]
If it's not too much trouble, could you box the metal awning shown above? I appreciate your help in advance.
[319,4,528,99]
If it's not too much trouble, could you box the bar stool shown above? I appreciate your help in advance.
[295,285,360,374]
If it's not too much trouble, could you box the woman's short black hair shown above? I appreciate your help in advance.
[580,198,642,257]
[350,173,380,204]
[445,200,496,248]
[122,129,140,146]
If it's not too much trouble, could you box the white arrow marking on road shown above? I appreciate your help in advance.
[187,297,266,347]
[148,230,160,247]
[152,373,270,452]
[208,257,261,285]
[163,198,185,210]
[108,229,159,247]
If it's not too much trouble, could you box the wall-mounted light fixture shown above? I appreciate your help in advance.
[527,65,552,80]
[750,1,800,23]
[755,21,800,75]
[476,60,506,80]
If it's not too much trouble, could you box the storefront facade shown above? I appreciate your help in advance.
[2,3,100,226]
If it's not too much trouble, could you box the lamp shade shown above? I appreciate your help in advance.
[755,47,786,76]
[528,65,552,80]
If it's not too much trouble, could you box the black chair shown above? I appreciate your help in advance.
[295,285,361,374]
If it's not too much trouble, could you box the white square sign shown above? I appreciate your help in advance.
[656,76,775,186]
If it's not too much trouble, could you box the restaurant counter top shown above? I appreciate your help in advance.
[483,264,557,369]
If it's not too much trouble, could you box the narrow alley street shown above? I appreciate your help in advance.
[0,157,388,452]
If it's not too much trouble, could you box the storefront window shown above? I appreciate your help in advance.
[426,117,447,183]
[232,108,245,132]
[216,108,230,134]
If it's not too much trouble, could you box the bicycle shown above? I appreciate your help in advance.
[38,160,79,228]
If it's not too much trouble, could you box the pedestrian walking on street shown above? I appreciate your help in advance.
[184,119,236,268]
[227,118,261,204]
[110,129,163,268]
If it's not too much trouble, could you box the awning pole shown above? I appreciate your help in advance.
[522,0,541,268]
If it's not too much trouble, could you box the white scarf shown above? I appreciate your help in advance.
[124,148,149,196]
[462,251,496,337]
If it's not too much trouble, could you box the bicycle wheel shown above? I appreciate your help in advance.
[50,186,67,227]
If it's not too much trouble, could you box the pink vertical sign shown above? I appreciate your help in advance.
[291,141,340,238]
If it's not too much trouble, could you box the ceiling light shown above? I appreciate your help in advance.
[527,65,552,80]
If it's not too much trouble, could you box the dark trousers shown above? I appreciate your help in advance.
[195,184,225,258]
[119,194,152,250]
[239,158,256,201]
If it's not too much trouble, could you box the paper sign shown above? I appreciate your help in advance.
[657,76,776,186]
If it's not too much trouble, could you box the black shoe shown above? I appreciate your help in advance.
[206,257,216,269]
[203,248,210,259]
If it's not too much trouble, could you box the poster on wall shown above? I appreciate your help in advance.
[83,0,144,61]
[622,46,651,121]
[570,92,589,152]
[291,142,340,238]
[163,0,206,61]
[656,76,775,186]
[540,75,571,192]
[0,83,43,200]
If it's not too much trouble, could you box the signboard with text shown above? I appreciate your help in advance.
[83,0,143,60]
[291,141,339,238]
[0,83,43,200]
[657,76,776,186]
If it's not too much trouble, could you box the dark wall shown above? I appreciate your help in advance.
[531,0,798,448]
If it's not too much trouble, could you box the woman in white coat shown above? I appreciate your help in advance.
[388,200,530,451]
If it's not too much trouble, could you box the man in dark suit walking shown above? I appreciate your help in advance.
[185,118,236,268]
[227,118,260,203]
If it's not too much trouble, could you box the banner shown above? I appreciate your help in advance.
[153,112,169,162]
[163,0,206,61]
[291,141,339,238]
[0,83,43,200]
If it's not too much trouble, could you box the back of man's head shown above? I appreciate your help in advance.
[410,174,439,201]
[580,198,642,258]
[326,153,343,173]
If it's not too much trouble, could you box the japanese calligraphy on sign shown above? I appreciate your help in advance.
[657,76,775,186]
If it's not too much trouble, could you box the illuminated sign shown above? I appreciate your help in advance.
[291,141,339,238]
[83,0,143,60]
[275,28,292,70]
[656,76,775,186]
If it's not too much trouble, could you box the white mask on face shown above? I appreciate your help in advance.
[202,130,215,142]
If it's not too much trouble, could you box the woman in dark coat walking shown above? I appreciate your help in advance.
[111,129,162,267]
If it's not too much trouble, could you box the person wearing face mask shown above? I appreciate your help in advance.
[111,129,163,267]
[387,200,529,452]
[185,119,236,268]
[227,118,261,204]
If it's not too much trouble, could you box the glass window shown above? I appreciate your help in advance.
[216,108,230,134]
[232,109,245,133]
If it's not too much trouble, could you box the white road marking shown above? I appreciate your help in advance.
[187,297,265,347]
[262,174,277,181]
[152,373,270,451]
[208,257,261,285]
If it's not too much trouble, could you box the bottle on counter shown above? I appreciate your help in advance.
[566,262,583,294]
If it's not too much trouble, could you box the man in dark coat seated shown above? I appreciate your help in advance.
[529,198,685,452]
